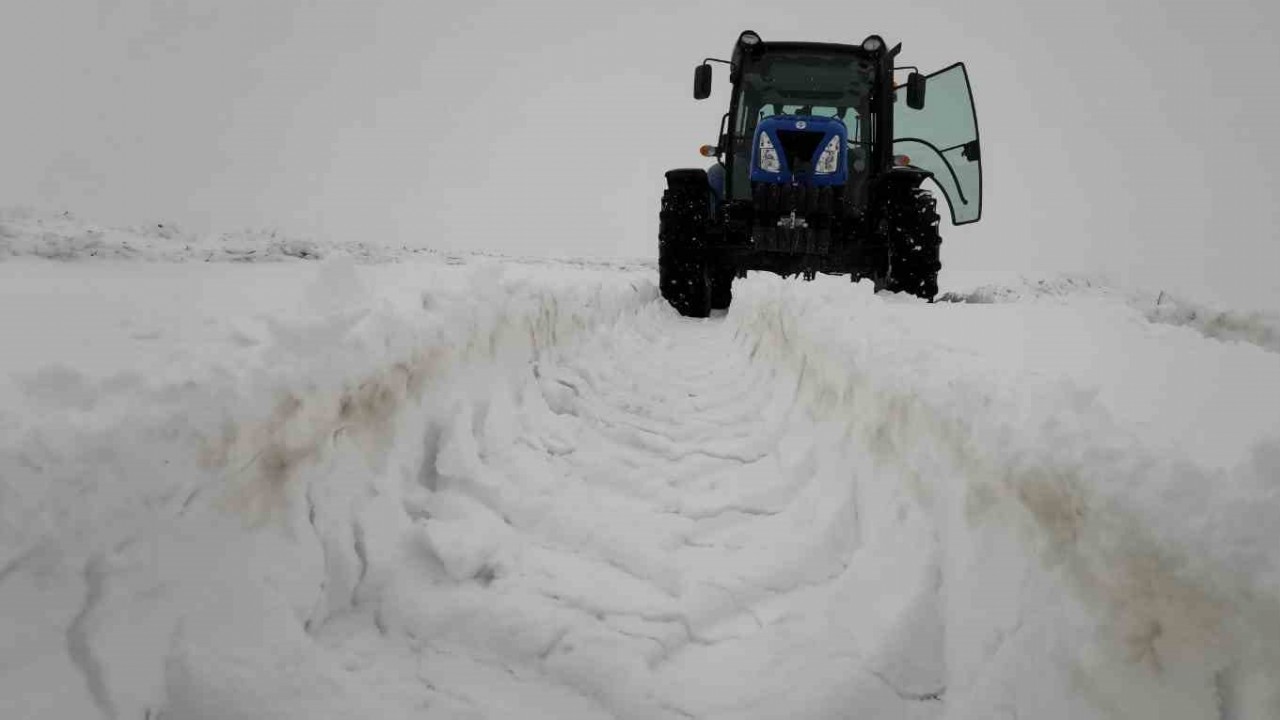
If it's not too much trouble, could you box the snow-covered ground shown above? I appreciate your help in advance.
[2,214,1278,719]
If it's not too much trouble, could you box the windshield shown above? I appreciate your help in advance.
[893,63,982,224]
[730,51,876,197]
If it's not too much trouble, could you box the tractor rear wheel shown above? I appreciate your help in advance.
[883,186,942,301]
[658,183,712,317]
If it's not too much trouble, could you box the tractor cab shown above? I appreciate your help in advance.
[659,31,984,317]
[696,31,981,226]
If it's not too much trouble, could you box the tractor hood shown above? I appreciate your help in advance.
[749,115,849,187]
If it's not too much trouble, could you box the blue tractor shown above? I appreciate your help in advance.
[660,31,983,316]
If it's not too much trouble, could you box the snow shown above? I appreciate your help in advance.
[1,215,1278,719]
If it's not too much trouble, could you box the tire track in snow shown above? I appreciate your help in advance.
[386,302,925,719]
[66,554,116,720]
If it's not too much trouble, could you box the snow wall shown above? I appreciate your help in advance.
[731,276,1280,718]
[1,260,658,718]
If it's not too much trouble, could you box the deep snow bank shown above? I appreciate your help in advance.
[0,254,657,718]
[730,275,1280,718]
[939,272,1280,356]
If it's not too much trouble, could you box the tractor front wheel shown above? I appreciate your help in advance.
[883,186,942,301]
[658,182,712,317]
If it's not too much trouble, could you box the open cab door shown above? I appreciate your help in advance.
[893,63,982,224]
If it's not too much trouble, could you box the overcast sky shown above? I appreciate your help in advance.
[2,0,1278,309]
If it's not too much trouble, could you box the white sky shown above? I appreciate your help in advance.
[2,0,1279,309]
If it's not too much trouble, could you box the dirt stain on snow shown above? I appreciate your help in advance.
[223,393,319,520]
[1010,466,1234,680]
[1014,471,1086,562]
[1095,546,1226,672]
[203,348,447,523]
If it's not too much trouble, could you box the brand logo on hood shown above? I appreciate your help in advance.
[795,120,807,129]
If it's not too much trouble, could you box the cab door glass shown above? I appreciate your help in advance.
[893,63,982,224]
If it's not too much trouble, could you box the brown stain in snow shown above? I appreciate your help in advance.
[206,347,451,524]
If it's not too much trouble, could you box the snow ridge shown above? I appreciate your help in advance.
[940,273,1280,355]
[0,257,658,718]
[733,275,1280,718]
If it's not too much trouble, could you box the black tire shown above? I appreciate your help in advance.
[883,185,942,301]
[659,182,712,318]
[709,268,733,311]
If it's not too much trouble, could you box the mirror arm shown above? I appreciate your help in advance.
[892,65,920,89]
[694,58,734,102]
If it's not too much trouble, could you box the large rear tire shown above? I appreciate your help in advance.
[658,181,712,318]
[883,186,942,301]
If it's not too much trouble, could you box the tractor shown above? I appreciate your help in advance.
[659,30,983,316]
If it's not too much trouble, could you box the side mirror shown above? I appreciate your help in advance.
[694,64,712,100]
[906,72,926,110]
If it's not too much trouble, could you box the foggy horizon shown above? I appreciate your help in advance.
[3,0,1279,310]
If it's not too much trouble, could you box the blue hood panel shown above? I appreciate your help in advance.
[750,115,849,187]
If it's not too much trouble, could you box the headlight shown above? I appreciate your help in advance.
[861,35,884,52]
[757,133,781,173]
[815,135,842,174]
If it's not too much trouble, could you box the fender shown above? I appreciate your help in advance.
[664,168,710,191]
[878,166,934,190]
[665,167,718,216]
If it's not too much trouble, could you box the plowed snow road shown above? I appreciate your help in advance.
[1,252,1278,720]
[327,309,939,719]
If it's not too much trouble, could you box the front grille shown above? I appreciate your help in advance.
[752,183,839,216]
[750,182,840,256]
[774,130,824,175]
